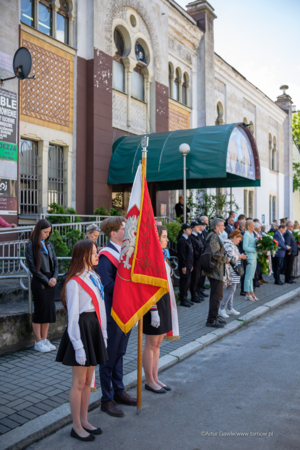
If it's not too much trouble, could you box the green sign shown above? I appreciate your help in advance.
[0,141,17,161]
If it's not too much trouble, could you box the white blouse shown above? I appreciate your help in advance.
[66,270,107,351]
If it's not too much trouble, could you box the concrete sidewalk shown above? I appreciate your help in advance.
[0,275,299,449]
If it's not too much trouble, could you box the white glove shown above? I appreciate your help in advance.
[150,310,160,328]
[75,347,86,366]
[104,338,108,348]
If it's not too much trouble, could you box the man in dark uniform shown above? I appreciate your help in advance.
[98,217,137,418]
[197,216,209,297]
[190,221,205,303]
[177,223,193,307]
[175,196,190,222]
[283,221,298,284]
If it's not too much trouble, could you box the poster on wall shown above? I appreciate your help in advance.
[0,89,17,144]
[0,89,18,215]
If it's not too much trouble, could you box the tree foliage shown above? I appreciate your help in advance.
[292,110,300,150]
[293,161,300,192]
[187,189,239,224]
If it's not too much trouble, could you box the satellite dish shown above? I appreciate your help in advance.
[0,47,35,85]
[13,47,33,80]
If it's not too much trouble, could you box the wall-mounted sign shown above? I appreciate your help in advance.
[0,89,17,144]
[226,127,256,181]
[0,197,17,215]
[0,141,17,161]
[0,179,17,198]
[160,203,167,216]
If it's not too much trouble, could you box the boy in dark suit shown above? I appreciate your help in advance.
[283,221,298,284]
[273,225,290,284]
[98,217,137,417]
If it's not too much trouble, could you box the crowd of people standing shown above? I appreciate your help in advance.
[176,213,299,328]
[23,211,299,441]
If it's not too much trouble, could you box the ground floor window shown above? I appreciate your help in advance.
[48,145,65,206]
[269,195,276,223]
[244,189,254,218]
[20,139,39,214]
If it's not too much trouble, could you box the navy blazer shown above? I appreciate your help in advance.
[97,242,119,323]
[274,230,288,258]
[283,231,298,256]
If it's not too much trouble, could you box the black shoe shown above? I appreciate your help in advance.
[180,301,191,307]
[191,297,201,303]
[188,300,194,305]
[206,321,225,328]
[240,291,246,296]
[145,384,166,394]
[287,280,296,284]
[217,316,227,324]
[83,427,103,435]
[274,281,284,285]
[161,385,171,391]
[200,292,209,297]
[71,429,95,442]
[253,282,260,288]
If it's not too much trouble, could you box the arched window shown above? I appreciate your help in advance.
[269,133,272,169]
[243,117,248,125]
[56,5,69,44]
[21,0,34,27]
[112,29,125,93]
[168,64,173,98]
[38,1,52,36]
[173,68,180,102]
[182,73,188,106]
[131,66,144,102]
[272,137,277,171]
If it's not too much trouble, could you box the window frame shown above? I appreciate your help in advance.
[19,139,39,215]
[48,144,65,207]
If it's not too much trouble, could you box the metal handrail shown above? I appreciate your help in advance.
[0,257,72,316]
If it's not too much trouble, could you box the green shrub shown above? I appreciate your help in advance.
[164,221,181,244]
[46,203,82,224]
[109,207,122,216]
[49,230,69,257]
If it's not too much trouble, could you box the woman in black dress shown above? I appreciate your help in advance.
[25,219,58,353]
[56,240,108,442]
[143,226,176,394]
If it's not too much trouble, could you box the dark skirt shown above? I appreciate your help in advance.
[31,273,56,324]
[56,312,108,367]
[143,292,172,336]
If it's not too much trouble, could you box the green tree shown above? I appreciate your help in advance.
[292,110,300,150]
[192,189,239,224]
[293,161,300,192]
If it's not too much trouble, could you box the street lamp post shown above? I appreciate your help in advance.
[179,143,191,223]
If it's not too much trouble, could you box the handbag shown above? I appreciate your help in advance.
[229,259,244,277]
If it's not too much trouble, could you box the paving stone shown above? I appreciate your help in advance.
[17,410,38,420]
[0,417,20,430]
[11,401,33,412]
[43,399,61,408]
[6,398,25,409]
[6,413,29,425]
[25,406,47,416]
[0,424,10,434]
[33,402,53,413]
[0,406,15,415]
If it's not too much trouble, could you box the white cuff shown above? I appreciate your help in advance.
[102,330,108,340]
[73,339,84,350]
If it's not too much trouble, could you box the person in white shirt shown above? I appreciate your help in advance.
[56,240,108,442]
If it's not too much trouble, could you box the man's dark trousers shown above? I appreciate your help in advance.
[191,266,201,298]
[285,254,295,283]
[273,257,284,283]
[240,260,246,291]
[207,277,224,322]
[180,269,191,299]
[100,322,131,402]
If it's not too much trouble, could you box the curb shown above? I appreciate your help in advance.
[1,287,300,450]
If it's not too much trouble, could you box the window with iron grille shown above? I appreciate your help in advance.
[48,145,65,206]
[20,139,39,214]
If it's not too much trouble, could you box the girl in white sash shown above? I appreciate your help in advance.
[56,240,108,442]
[142,225,179,393]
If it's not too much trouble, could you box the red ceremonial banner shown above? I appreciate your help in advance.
[111,164,168,333]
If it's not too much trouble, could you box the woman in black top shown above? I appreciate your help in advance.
[25,219,58,353]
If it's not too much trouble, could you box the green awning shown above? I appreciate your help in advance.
[108,123,261,190]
